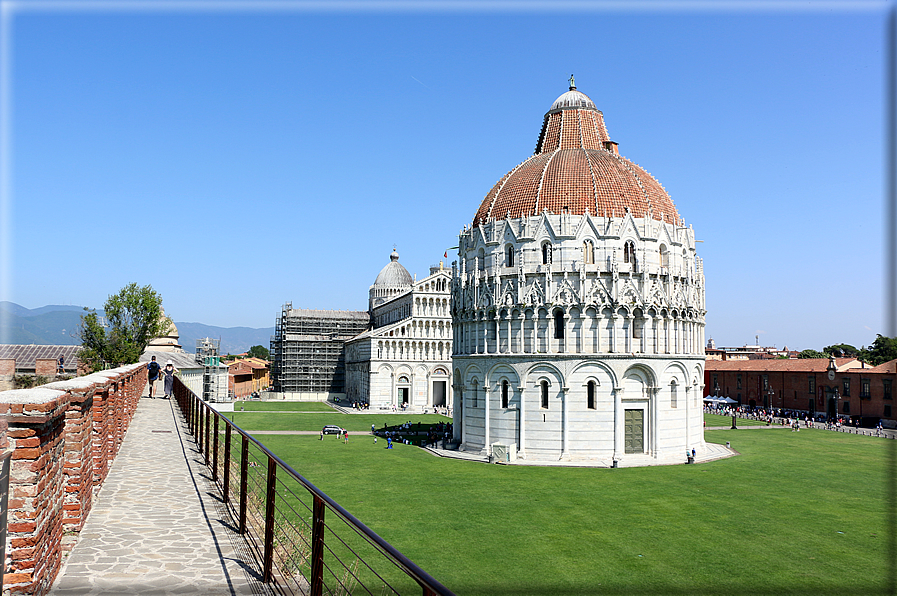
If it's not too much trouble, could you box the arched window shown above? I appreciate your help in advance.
[477,248,485,271]
[542,242,552,265]
[587,380,596,410]
[660,245,669,268]
[670,380,678,409]
[541,380,549,409]
[501,380,509,408]
[583,240,594,265]
[506,245,515,267]
[554,310,564,340]
[624,240,636,264]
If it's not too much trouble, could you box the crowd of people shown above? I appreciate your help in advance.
[704,404,889,435]
[373,420,453,447]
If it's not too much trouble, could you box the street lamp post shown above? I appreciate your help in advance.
[832,388,841,428]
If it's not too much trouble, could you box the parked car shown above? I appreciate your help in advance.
[322,425,344,435]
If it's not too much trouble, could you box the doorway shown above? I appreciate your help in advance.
[433,381,446,407]
[624,409,644,454]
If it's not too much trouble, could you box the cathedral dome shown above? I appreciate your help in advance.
[472,83,680,227]
[373,249,413,288]
[369,249,413,309]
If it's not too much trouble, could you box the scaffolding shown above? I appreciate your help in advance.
[195,337,227,402]
[270,302,370,394]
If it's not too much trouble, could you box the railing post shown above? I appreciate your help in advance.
[223,424,231,503]
[212,412,219,482]
[198,401,204,451]
[263,457,277,584]
[239,435,248,534]
[204,405,211,466]
[311,495,325,596]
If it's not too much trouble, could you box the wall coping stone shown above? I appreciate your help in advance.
[0,388,66,404]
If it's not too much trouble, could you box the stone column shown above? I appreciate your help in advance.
[649,387,660,456]
[391,372,398,409]
[496,313,504,354]
[547,311,554,354]
[562,314,571,354]
[644,314,653,354]
[516,313,525,353]
[454,385,464,443]
[613,387,624,463]
[684,383,691,453]
[610,315,619,353]
[517,385,526,458]
[507,315,514,354]
[483,386,491,455]
[561,386,570,460]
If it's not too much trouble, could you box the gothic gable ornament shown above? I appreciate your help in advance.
[619,279,641,306]
[524,279,545,307]
[553,277,580,306]
[585,277,612,306]
[478,282,494,309]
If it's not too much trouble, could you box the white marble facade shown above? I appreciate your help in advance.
[450,84,706,465]
[345,252,453,411]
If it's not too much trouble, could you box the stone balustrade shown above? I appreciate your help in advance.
[0,364,146,595]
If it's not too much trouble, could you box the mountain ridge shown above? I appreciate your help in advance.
[0,302,274,354]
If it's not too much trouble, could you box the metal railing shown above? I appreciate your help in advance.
[172,378,454,596]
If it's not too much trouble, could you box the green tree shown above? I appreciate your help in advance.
[78,283,164,371]
[247,345,270,360]
[860,335,897,366]
[798,349,825,359]
[823,343,859,357]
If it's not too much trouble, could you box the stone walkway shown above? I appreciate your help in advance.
[424,439,736,467]
[49,391,270,596]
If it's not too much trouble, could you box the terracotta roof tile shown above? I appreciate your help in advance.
[474,87,680,227]
[705,358,859,373]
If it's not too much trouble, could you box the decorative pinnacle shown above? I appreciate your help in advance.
[568,74,576,90]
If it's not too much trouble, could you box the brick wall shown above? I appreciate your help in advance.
[0,360,14,392]
[33,361,56,378]
[0,363,146,595]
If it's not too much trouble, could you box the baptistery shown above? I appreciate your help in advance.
[451,80,706,465]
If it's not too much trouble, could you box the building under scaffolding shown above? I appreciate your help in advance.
[195,337,229,402]
[269,303,370,399]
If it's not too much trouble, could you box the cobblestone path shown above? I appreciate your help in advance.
[49,392,269,596]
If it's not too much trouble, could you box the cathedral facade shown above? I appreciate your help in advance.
[345,250,452,411]
[451,82,706,465]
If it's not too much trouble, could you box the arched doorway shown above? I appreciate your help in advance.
[431,368,448,407]
[397,375,411,408]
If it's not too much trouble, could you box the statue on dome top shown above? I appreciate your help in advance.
[568,74,576,90]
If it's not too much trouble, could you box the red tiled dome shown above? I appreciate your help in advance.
[473,86,680,227]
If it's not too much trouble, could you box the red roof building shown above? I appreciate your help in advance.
[705,357,896,423]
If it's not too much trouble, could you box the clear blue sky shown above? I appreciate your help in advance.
[0,1,892,352]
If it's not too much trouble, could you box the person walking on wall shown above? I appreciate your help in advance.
[147,356,161,398]
[162,360,178,399]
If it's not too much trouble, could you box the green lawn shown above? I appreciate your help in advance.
[232,400,335,412]
[703,413,769,427]
[222,411,450,433]
[246,420,893,596]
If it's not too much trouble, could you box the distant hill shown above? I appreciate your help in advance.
[0,303,84,345]
[0,302,274,354]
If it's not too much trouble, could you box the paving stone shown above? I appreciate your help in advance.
[49,392,270,596]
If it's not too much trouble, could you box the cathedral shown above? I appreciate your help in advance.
[343,249,453,411]
[450,80,707,465]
